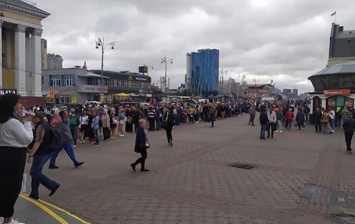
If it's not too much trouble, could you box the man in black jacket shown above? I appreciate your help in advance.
[164,106,175,147]
[342,113,355,154]
[313,107,322,133]
[259,109,268,139]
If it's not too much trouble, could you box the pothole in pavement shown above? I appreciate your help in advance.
[228,162,256,170]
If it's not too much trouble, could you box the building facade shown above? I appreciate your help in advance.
[308,22,355,122]
[90,70,152,103]
[187,49,219,96]
[328,23,355,66]
[42,68,109,105]
[0,1,49,107]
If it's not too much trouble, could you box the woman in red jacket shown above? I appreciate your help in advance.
[285,108,294,130]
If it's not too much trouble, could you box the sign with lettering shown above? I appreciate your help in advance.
[323,89,350,96]
[0,89,17,95]
[78,85,108,93]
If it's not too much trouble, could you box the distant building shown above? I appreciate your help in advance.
[42,67,109,104]
[186,49,219,96]
[282,89,291,95]
[292,89,298,96]
[47,53,63,69]
[328,23,355,66]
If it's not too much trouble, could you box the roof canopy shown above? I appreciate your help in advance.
[310,61,355,77]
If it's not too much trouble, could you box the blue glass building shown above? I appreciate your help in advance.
[187,49,219,96]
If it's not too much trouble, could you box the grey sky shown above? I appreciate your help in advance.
[33,0,354,93]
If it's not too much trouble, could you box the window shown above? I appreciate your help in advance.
[61,75,75,86]
[42,77,44,85]
[87,78,99,85]
[49,75,61,86]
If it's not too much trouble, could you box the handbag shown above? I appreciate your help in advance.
[127,117,133,124]
[272,122,277,131]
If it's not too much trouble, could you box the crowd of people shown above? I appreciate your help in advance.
[2,94,355,224]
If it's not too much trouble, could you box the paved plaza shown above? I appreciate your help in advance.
[12,115,355,223]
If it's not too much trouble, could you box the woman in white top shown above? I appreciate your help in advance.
[0,94,33,224]
[79,111,89,143]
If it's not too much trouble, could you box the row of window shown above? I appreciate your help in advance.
[48,75,150,89]
[49,75,76,87]
[108,80,148,89]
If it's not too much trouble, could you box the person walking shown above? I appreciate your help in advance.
[164,106,175,147]
[275,108,283,134]
[49,111,84,168]
[209,104,217,128]
[0,94,33,224]
[295,108,305,130]
[259,108,268,139]
[130,119,150,172]
[27,111,60,200]
[285,108,294,130]
[342,113,355,154]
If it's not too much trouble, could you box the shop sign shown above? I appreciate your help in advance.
[135,77,149,82]
[0,89,17,95]
[323,89,350,96]
[78,85,108,93]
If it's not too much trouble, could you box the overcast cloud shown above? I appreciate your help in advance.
[33,0,354,93]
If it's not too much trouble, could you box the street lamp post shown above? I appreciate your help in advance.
[161,56,173,92]
[96,37,115,98]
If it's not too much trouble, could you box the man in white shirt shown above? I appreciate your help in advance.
[267,107,277,139]
[329,107,335,132]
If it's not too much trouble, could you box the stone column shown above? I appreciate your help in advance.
[15,25,26,96]
[6,29,11,69]
[31,28,42,96]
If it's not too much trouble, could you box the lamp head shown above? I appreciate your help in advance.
[111,46,114,50]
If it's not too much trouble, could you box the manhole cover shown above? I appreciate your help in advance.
[228,162,256,170]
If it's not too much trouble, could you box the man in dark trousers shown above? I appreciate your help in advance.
[342,113,355,154]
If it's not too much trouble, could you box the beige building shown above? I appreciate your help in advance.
[0,0,49,106]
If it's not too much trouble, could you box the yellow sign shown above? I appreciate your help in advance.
[128,76,133,81]
[71,96,77,104]
[50,88,55,99]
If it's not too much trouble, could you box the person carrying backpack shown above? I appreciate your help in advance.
[27,111,60,200]
[49,111,84,169]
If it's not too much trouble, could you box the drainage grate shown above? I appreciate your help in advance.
[228,162,256,170]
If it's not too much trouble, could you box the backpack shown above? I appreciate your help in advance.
[42,123,63,152]
[98,117,103,127]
